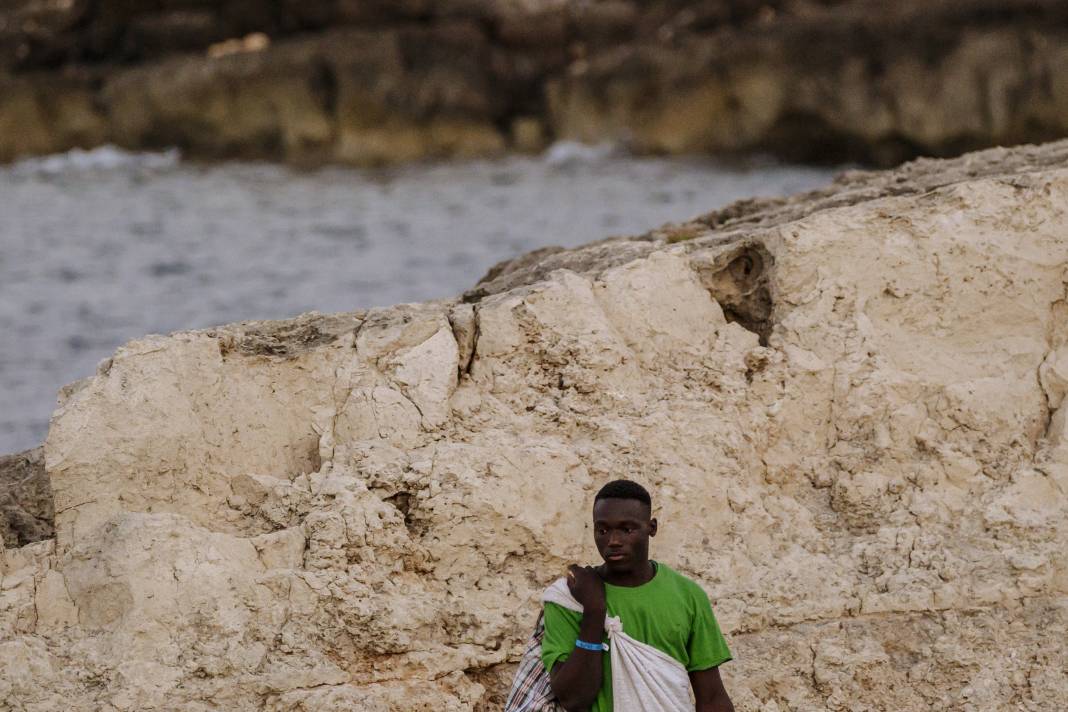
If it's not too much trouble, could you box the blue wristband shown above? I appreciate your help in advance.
[575,639,608,652]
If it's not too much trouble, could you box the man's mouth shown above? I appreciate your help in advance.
[605,552,626,561]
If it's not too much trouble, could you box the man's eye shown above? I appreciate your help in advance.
[624,527,634,534]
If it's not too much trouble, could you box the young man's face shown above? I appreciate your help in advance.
[592,497,658,574]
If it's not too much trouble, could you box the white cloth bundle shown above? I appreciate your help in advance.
[541,579,695,712]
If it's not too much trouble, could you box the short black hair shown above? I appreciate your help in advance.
[594,479,652,509]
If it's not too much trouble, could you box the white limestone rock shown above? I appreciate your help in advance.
[3,143,1068,710]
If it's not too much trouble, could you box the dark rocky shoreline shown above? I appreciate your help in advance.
[0,448,51,549]
[3,0,1068,166]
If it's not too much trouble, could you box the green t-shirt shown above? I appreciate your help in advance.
[540,562,731,712]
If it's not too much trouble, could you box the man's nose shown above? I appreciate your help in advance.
[607,531,623,547]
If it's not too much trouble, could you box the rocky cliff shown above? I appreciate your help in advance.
[3,0,1068,166]
[3,141,1068,710]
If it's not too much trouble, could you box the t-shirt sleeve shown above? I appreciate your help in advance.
[540,602,581,673]
[686,586,733,671]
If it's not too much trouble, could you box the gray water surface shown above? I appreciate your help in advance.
[1,146,838,454]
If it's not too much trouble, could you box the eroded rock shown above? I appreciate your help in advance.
[3,2,1068,165]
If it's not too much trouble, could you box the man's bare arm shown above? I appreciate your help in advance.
[548,566,606,711]
[690,666,735,712]
[548,606,605,711]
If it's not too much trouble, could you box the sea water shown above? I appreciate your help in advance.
[0,145,838,454]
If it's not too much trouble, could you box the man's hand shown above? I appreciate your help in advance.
[566,565,606,614]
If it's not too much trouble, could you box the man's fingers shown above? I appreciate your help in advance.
[566,564,580,591]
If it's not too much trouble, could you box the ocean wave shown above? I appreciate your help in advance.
[542,141,624,168]
[11,145,181,176]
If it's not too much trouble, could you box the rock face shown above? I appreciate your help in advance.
[3,141,1068,710]
[0,448,52,548]
[3,0,1068,165]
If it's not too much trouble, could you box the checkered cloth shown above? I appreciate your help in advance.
[503,612,565,712]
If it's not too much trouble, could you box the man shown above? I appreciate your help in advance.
[541,479,735,712]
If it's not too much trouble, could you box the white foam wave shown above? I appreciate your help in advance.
[11,145,181,175]
[542,141,622,167]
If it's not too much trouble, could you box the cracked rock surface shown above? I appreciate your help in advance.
[3,141,1068,710]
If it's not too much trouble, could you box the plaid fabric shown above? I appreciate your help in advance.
[504,613,565,712]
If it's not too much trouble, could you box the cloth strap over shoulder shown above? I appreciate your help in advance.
[541,579,695,712]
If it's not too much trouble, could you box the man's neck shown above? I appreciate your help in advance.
[598,559,656,587]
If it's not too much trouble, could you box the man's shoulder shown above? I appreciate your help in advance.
[656,563,711,601]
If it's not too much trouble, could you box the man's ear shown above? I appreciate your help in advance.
[648,517,658,537]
